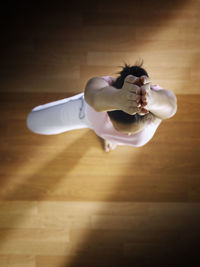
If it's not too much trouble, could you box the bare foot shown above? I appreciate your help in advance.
[104,139,117,152]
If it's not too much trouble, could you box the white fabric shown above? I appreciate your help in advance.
[26,93,93,135]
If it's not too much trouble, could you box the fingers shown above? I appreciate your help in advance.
[123,75,151,115]
[127,92,141,101]
[125,75,139,84]
[140,75,150,85]
[124,75,150,94]
[125,100,149,115]
[127,106,139,115]
[141,95,147,105]
[135,89,146,105]
[141,81,151,91]
[138,111,149,116]
[123,101,140,115]
[138,106,149,114]
[125,74,150,86]
[124,75,141,92]
[140,88,146,96]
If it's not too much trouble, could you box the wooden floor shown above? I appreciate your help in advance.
[0,1,200,266]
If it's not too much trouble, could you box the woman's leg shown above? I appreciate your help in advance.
[26,93,93,135]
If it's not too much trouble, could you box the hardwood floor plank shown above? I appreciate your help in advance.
[0,255,35,267]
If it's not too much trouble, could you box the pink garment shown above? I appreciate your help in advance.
[85,76,162,147]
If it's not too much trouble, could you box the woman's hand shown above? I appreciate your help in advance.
[117,74,154,115]
[136,75,154,116]
[116,75,142,115]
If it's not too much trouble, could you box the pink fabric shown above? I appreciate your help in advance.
[85,76,162,147]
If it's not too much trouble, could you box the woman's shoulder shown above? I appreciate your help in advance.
[101,76,117,85]
[151,84,163,91]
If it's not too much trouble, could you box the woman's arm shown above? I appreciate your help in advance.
[84,77,120,112]
[84,75,142,115]
[148,89,177,119]
[84,75,177,119]
[140,86,177,120]
[138,76,177,119]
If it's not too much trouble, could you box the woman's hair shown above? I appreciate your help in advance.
[107,59,155,125]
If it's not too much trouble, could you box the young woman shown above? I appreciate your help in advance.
[26,61,177,152]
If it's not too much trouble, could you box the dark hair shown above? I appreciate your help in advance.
[107,59,154,125]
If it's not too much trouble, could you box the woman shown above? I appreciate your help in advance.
[26,60,177,152]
